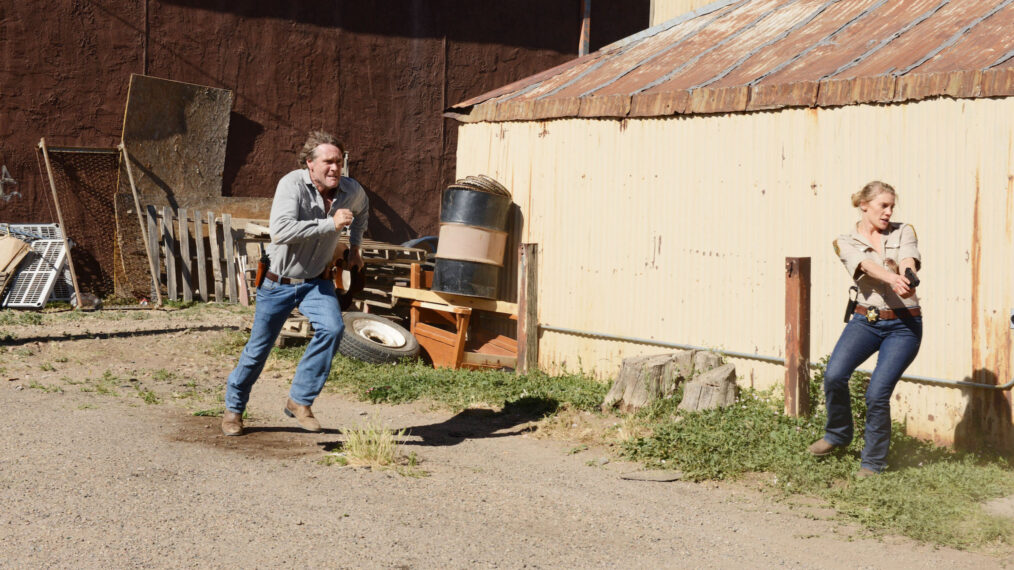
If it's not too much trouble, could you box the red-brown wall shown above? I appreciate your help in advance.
[0,1,648,243]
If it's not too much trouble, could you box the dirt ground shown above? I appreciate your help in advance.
[0,305,1010,569]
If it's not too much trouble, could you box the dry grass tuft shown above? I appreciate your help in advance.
[341,418,404,467]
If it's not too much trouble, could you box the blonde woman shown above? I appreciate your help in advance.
[808,181,922,477]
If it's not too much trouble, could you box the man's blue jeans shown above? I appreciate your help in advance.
[225,277,344,413]
[823,313,922,472]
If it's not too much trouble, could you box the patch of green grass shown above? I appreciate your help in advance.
[319,453,349,466]
[27,380,63,393]
[324,355,607,413]
[151,368,175,382]
[103,296,141,307]
[0,311,43,326]
[192,408,248,418]
[92,370,122,396]
[207,330,250,356]
[39,362,55,372]
[136,387,160,405]
[193,407,225,417]
[396,451,429,478]
[621,382,1014,549]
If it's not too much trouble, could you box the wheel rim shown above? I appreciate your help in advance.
[352,319,407,348]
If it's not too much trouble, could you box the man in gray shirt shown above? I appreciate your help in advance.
[222,131,369,436]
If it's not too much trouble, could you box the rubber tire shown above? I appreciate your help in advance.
[338,312,420,364]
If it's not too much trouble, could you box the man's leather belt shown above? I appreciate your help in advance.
[264,271,321,285]
[855,305,921,323]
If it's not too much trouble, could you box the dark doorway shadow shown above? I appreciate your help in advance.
[360,181,413,245]
[222,112,265,197]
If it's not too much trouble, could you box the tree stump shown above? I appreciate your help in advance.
[678,363,738,412]
[601,349,725,413]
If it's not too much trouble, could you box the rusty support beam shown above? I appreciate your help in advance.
[785,257,811,417]
[517,243,539,374]
[579,0,591,57]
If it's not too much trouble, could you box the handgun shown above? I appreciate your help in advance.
[904,268,920,288]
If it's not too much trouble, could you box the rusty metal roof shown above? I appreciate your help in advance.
[447,0,1014,122]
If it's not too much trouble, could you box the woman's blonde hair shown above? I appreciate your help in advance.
[851,180,896,208]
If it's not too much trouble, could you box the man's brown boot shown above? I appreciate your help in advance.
[222,411,244,436]
[284,398,322,432]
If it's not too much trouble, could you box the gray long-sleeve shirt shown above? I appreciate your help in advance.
[267,168,369,279]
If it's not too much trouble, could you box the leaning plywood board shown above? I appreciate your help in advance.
[116,74,233,297]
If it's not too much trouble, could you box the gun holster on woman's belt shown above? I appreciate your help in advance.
[843,286,859,323]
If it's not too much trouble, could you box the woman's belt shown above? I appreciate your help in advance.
[854,305,921,323]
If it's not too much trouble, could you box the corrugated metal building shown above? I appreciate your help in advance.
[447,0,1014,448]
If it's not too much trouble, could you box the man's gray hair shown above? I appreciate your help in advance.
[297,131,345,167]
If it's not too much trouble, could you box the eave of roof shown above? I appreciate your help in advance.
[446,0,1014,123]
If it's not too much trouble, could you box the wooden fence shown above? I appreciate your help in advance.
[145,205,259,304]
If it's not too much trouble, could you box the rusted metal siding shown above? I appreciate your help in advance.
[450,0,1014,122]
[456,96,1014,445]
[652,0,721,26]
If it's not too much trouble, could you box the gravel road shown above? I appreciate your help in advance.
[0,307,1008,568]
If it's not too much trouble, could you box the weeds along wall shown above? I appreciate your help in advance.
[455,96,1014,447]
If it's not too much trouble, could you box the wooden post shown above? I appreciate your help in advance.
[38,138,84,308]
[785,256,811,417]
[178,208,193,302]
[517,243,539,375]
[223,213,237,303]
[579,0,591,56]
[146,205,161,298]
[193,210,208,302]
[208,211,224,302]
[119,143,162,306]
[162,205,177,301]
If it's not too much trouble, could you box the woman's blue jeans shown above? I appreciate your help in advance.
[225,277,344,413]
[823,313,922,472]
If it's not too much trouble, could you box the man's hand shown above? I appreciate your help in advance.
[332,208,354,231]
[348,246,364,270]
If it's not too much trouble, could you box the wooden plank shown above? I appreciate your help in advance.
[162,205,177,301]
[785,257,811,417]
[192,210,208,302]
[146,205,161,297]
[38,138,84,308]
[178,208,193,302]
[119,144,162,306]
[236,253,250,307]
[462,352,517,369]
[416,300,473,315]
[208,211,224,302]
[223,213,237,303]
[517,243,539,374]
[391,286,517,316]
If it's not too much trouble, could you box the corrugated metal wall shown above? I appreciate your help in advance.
[455,96,1014,445]
[651,0,718,25]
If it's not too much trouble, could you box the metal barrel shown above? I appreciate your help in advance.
[432,181,512,298]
